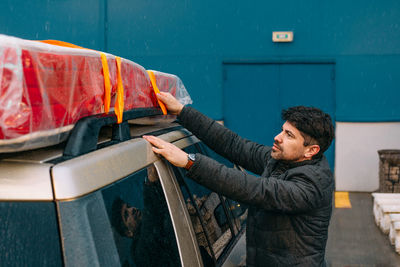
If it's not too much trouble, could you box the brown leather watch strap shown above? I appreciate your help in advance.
[184,159,194,170]
[184,153,196,170]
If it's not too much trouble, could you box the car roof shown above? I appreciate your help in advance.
[0,119,199,201]
[0,121,182,163]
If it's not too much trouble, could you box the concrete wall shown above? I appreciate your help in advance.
[335,122,400,191]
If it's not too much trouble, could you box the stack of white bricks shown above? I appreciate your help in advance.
[372,193,400,253]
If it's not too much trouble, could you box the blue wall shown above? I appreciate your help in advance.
[1,0,399,121]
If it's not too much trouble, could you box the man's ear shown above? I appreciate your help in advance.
[305,145,320,159]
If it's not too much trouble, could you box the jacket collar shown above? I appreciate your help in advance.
[266,151,322,175]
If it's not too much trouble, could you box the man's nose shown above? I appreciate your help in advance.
[274,132,283,143]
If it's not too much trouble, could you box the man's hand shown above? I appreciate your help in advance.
[143,135,188,168]
[156,92,184,115]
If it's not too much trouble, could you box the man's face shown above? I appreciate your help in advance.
[121,203,142,238]
[271,121,309,162]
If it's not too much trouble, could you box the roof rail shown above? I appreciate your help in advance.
[63,108,162,158]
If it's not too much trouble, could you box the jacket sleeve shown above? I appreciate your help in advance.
[187,154,327,214]
[178,106,270,175]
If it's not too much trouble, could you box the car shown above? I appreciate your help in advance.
[0,108,247,267]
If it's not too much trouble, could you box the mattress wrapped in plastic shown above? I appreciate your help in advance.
[0,34,192,152]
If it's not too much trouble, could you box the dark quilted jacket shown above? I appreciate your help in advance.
[178,106,334,267]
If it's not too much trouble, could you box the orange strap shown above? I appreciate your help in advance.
[38,40,85,49]
[38,40,114,118]
[115,57,125,123]
[147,70,167,115]
[100,53,111,113]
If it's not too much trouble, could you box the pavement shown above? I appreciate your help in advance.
[326,192,400,267]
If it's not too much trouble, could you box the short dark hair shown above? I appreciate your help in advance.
[282,106,334,158]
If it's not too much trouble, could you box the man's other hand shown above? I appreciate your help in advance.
[143,135,188,168]
[156,92,184,115]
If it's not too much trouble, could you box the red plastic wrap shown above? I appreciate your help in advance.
[0,35,192,152]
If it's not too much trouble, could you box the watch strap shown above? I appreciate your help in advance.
[184,154,195,170]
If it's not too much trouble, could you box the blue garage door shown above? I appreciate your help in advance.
[223,63,335,169]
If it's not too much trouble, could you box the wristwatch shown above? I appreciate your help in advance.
[184,153,196,170]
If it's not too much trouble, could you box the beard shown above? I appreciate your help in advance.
[271,143,284,160]
[271,147,304,162]
[271,150,288,161]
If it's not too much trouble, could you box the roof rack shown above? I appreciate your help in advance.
[63,108,163,158]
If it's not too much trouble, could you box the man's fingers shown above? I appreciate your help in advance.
[143,134,188,168]
[157,91,170,98]
[152,147,162,154]
[143,135,166,149]
[155,92,170,104]
[156,92,168,99]
[155,92,183,116]
[144,135,170,157]
[155,93,165,102]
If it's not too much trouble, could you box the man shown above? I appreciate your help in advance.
[143,92,335,267]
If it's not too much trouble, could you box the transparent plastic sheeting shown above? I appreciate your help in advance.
[0,34,192,152]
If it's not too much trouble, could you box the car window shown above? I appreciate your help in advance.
[198,143,248,234]
[0,202,62,266]
[176,171,232,266]
[101,165,182,267]
[171,145,238,267]
[224,197,248,234]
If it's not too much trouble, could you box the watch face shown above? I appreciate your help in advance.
[188,153,196,161]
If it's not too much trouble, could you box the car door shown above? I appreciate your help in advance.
[168,142,247,267]
[52,129,204,267]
